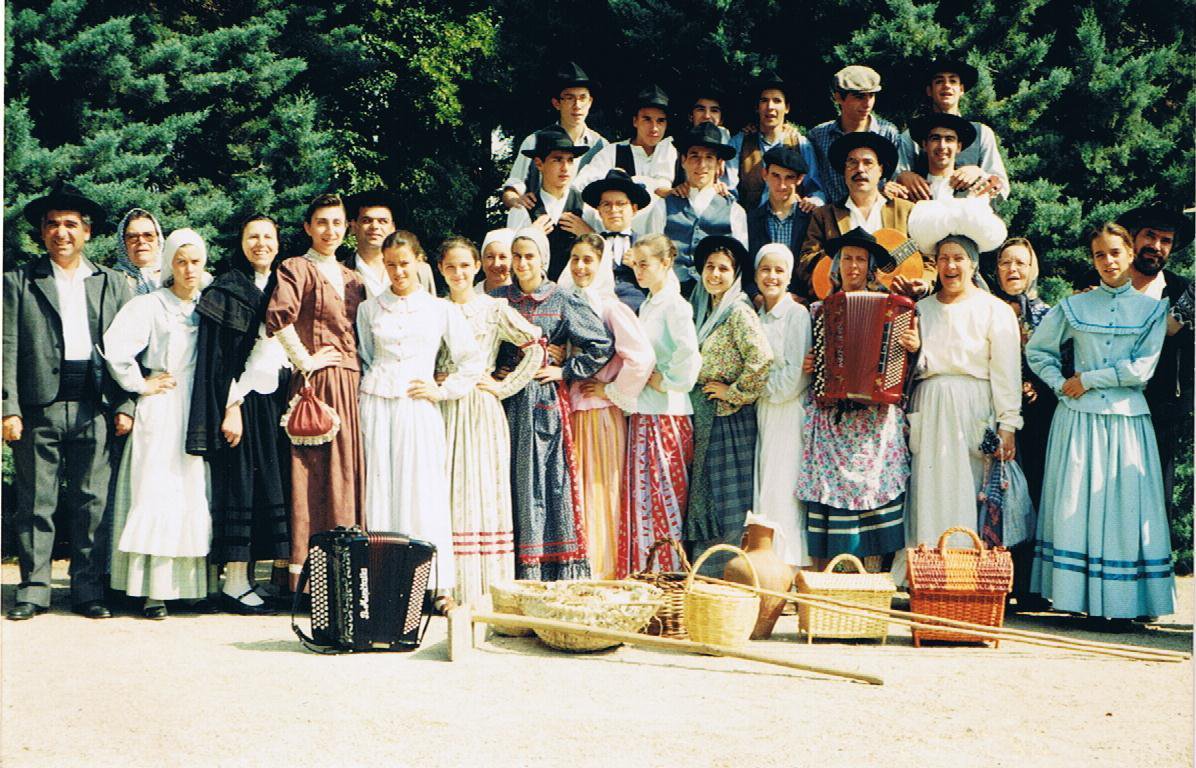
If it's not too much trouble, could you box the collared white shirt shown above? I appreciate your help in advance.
[355,255,390,300]
[1138,271,1167,301]
[926,173,956,201]
[601,229,635,267]
[50,259,93,360]
[507,188,604,232]
[845,198,884,233]
[688,186,718,216]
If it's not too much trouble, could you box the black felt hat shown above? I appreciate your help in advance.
[762,146,809,175]
[827,132,899,175]
[1119,204,1195,250]
[824,226,896,271]
[923,57,979,90]
[551,61,598,94]
[693,235,749,274]
[909,112,978,151]
[344,189,402,220]
[23,180,105,230]
[675,121,736,161]
[520,128,590,159]
[582,169,651,210]
[754,68,787,97]
[632,84,670,112]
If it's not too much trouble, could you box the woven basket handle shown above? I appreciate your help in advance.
[643,537,693,574]
[936,526,985,552]
[824,553,867,574]
[686,543,759,593]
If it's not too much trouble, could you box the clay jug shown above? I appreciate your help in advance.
[723,521,796,639]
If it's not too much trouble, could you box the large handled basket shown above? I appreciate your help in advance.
[795,553,895,643]
[684,544,760,648]
[907,526,1013,646]
[630,537,694,639]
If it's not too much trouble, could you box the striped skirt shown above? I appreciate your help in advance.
[619,414,693,577]
[805,495,905,559]
[1031,407,1175,619]
[571,406,628,580]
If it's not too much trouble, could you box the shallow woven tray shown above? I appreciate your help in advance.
[796,553,894,643]
[489,581,552,637]
[518,582,663,652]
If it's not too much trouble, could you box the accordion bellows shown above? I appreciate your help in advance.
[812,291,916,406]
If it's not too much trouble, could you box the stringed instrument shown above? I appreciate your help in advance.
[810,228,924,300]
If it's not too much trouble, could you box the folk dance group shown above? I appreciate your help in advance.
[4,59,1190,634]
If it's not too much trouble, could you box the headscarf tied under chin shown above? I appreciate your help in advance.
[512,226,551,283]
[161,228,212,290]
[691,254,750,346]
[113,208,164,295]
[558,235,617,316]
[990,239,1042,317]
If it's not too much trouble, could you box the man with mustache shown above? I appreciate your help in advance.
[896,58,1010,201]
[797,133,930,301]
[808,65,903,207]
[1120,204,1194,515]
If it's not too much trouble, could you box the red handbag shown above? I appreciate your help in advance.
[280,382,341,446]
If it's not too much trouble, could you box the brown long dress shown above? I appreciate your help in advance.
[265,255,367,586]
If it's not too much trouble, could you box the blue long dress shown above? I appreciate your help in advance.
[1025,281,1174,619]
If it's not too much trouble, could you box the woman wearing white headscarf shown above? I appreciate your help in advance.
[493,227,614,580]
[561,234,655,578]
[895,199,1022,584]
[684,235,773,576]
[477,227,516,293]
[104,229,212,619]
[750,244,812,568]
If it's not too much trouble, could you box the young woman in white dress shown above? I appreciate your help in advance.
[357,233,483,597]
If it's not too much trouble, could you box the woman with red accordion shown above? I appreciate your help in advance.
[796,228,919,572]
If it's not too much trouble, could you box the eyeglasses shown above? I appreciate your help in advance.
[124,232,157,243]
[598,200,632,210]
[557,93,591,105]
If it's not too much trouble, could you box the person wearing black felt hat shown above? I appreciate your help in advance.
[4,181,136,620]
[507,128,602,281]
[727,69,824,211]
[896,57,1010,201]
[574,84,677,200]
[343,189,400,299]
[1119,204,1195,516]
[578,169,653,312]
[799,132,928,301]
[642,122,748,295]
[501,62,607,211]
[907,113,998,202]
[745,146,813,299]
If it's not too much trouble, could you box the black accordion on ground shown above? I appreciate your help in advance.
[292,527,437,653]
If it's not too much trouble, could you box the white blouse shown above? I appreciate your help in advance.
[757,294,812,404]
[635,278,701,415]
[915,290,1023,431]
[104,289,199,394]
[357,288,483,401]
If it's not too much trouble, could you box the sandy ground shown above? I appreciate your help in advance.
[1,561,1192,768]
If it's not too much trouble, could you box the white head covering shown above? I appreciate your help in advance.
[753,242,795,272]
[481,227,516,256]
[161,228,210,288]
[559,236,616,315]
[511,226,551,280]
[907,198,1008,258]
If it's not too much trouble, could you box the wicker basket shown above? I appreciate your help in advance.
[683,544,760,648]
[907,526,1013,647]
[629,537,693,639]
[517,582,663,652]
[795,553,895,643]
[489,581,552,637]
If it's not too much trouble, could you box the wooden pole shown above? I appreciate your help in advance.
[471,611,884,686]
[695,575,1189,663]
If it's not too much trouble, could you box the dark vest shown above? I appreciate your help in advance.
[664,193,735,284]
[530,187,586,281]
[614,143,635,176]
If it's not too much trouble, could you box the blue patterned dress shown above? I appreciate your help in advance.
[494,280,613,581]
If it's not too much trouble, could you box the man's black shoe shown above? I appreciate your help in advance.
[6,602,48,620]
[71,601,112,619]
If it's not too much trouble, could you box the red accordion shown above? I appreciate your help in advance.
[812,291,916,406]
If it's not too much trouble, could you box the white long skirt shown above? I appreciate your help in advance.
[893,375,993,584]
[753,396,810,566]
[361,393,456,591]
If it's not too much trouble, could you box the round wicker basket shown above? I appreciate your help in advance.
[684,544,760,648]
[489,581,552,637]
[517,582,664,652]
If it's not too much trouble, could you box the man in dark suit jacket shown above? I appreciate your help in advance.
[746,146,814,298]
[3,182,134,620]
[1120,205,1194,522]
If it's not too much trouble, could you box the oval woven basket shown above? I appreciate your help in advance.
[489,580,553,637]
[517,582,664,652]
[684,544,760,648]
